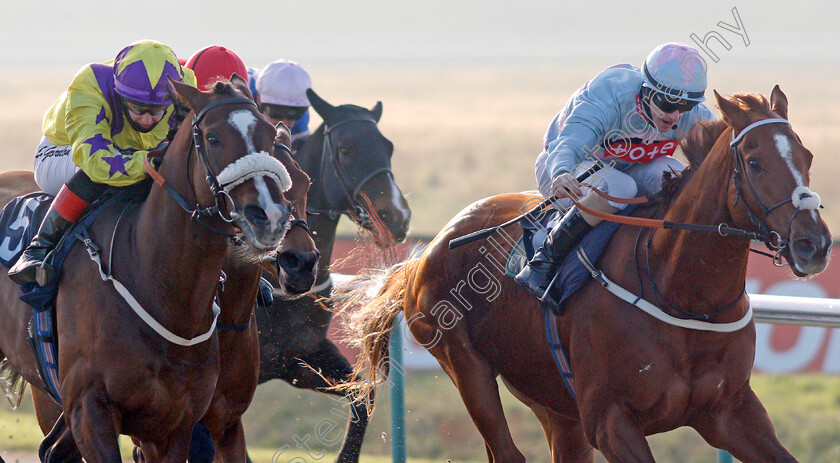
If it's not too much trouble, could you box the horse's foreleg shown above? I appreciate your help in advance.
[589,404,654,463]
[692,386,796,462]
[284,338,370,463]
[65,391,122,463]
[38,412,83,463]
[530,403,594,463]
[433,337,525,463]
[212,420,247,463]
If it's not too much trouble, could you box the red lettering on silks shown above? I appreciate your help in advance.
[604,139,678,163]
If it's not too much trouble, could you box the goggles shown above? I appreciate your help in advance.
[260,104,307,122]
[123,98,168,116]
[650,91,700,114]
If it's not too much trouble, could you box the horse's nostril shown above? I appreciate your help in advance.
[793,238,818,258]
[244,205,269,225]
[277,251,302,272]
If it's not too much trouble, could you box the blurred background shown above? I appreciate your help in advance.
[2,0,840,461]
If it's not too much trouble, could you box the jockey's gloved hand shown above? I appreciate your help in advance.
[256,277,274,308]
[551,172,583,199]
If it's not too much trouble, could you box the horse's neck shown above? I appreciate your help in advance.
[651,149,750,306]
[297,128,330,209]
[134,146,229,329]
[296,127,339,282]
[309,212,339,283]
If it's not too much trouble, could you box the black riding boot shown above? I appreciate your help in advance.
[8,207,72,286]
[515,207,593,302]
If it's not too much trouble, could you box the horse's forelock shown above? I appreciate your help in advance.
[211,80,240,98]
[730,93,775,118]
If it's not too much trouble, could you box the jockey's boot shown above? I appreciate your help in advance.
[515,207,593,302]
[8,186,90,286]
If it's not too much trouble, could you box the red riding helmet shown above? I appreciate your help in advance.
[185,45,249,91]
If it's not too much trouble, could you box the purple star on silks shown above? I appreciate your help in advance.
[102,154,131,178]
[95,106,108,125]
[83,133,112,157]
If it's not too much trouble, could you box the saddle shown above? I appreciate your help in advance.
[507,205,638,313]
[0,180,152,403]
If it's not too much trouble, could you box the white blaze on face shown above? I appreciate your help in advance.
[388,179,411,224]
[774,133,804,187]
[252,175,290,236]
[774,132,822,223]
[228,109,258,154]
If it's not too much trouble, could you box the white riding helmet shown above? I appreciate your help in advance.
[642,43,707,103]
[256,59,311,107]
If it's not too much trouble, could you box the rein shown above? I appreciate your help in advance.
[565,117,821,324]
[570,118,820,264]
[306,118,393,227]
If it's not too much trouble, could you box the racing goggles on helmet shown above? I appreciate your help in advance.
[123,98,168,116]
[650,91,700,114]
[260,104,307,122]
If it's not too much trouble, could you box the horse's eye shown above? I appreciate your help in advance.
[748,159,762,172]
[206,135,220,146]
[338,147,352,158]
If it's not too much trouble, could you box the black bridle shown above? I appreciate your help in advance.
[640,117,818,320]
[726,117,807,264]
[306,118,394,228]
[147,96,259,244]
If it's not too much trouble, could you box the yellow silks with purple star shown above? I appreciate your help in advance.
[41,41,195,186]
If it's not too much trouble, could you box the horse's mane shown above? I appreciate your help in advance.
[680,92,776,170]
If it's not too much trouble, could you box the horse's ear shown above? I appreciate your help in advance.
[370,101,383,122]
[230,73,254,101]
[274,122,292,148]
[714,90,748,131]
[306,88,335,121]
[170,78,209,113]
[770,84,789,120]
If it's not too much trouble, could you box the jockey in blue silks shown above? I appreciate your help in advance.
[516,42,717,302]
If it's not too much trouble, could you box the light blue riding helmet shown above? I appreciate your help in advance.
[642,43,707,102]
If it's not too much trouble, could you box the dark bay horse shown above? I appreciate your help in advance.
[342,87,831,462]
[256,89,411,462]
[0,76,294,461]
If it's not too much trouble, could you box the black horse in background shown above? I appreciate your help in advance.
[255,89,411,462]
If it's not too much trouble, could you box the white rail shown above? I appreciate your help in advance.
[750,294,840,327]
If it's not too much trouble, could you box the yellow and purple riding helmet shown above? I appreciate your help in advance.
[113,39,187,106]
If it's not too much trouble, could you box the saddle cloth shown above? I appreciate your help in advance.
[507,204,639,312]
[0,181,152,403]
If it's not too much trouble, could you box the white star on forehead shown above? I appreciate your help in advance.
[774,133,804,187]
[228,110,258,154]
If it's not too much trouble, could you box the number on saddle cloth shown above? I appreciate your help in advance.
[0,192,54,269]
[508,205,639,312]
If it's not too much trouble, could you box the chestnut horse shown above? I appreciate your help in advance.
[343,87,831,462]
[0,76,294,461]
[28,89,320,463]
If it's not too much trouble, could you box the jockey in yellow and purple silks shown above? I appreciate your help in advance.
[9,39,196,286]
